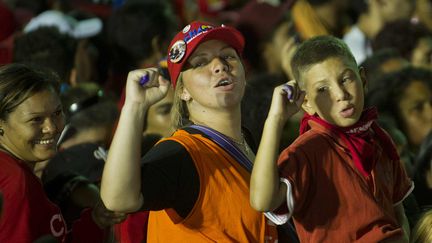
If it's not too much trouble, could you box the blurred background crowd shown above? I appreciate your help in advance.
[0,0,431,242]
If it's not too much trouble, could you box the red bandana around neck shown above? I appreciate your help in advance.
[299,107,399,177]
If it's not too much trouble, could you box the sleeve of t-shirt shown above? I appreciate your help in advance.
[266,145,312,226]
[139,140,199,214]
[277,146,313,215]
[392,157,414,205]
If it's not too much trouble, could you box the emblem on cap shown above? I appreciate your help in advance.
[169,40,187,63]
[182,24,191,33]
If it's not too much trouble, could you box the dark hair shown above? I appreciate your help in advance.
[360,48,408,91]
[107,1,176,73]
[241,73,286,144]
[13,27,77,83]
[413,132,432,208]
[234,3,293,73]
[0,63,60,120]
[307,0,332,6]
[373,20,432,61]
[290,35,357,85]
[366,66,432,138]
[347,0,368,16]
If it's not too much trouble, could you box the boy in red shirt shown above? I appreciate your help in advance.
[251,36,413,242]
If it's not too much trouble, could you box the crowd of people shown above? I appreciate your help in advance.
[0,0,431,242]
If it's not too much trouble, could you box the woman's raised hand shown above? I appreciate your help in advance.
[125,68,171,108]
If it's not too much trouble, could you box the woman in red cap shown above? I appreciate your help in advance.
[100,21,281,242]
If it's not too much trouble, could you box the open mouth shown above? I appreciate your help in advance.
[34,138,55,145]
[215,78,233,87]
[340,106,355,118]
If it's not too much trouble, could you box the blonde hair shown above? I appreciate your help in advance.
[170,74,192,130]
[411,210,432,243]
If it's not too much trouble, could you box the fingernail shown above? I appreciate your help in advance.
[139,74,150,86]
[283,85,293,100]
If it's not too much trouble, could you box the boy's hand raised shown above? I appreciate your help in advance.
[267,80,305,124]
[124,68,171,108]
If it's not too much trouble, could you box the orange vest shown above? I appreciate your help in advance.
[147,130,278,242]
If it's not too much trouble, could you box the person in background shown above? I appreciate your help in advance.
[412,132,432,211]
[58,85,118,150]
[105,1,176,98]
[242,73,288,148]
[0,63,125,242]
[141,87,175,139]
[413,0,432,32]
[13,26,77,92]
[106,3,178,242]
[233,0,296,77]
[100,21,279,242]
[251,36,413,242]
[366,66,432,153]
[360,48,409,92]
[291,0,350,39]
[373,20,432,70]
[343,0,414,64]
[376,114,422,229]
[39,84,118,231]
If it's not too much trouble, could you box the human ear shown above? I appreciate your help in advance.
[359,67,368,89]
[180,88,192,102]
[301,94,315,115]
[426,169,432,188]
[0,120,5,137]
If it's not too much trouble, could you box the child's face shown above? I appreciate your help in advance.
[301,57,366,127]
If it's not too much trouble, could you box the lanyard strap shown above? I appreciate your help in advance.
[189,125,253,172]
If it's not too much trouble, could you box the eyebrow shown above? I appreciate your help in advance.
[311,68,356,86]
[25,104,62,116]
[311,79,328,87]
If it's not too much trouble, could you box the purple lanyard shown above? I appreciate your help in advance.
[190,125,253,172]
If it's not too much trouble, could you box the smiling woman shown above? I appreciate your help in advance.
[0,64,64,165]
[0,63,126,242]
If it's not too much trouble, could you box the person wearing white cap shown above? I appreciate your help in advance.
[24,10,102,39]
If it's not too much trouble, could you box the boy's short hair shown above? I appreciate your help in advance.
[291,36,357,85]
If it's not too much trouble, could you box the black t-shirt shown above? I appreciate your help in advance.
[139,127,255,218]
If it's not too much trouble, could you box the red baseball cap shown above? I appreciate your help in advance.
[167,21,245,88]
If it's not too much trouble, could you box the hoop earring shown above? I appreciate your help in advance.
[0,128,4,136]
